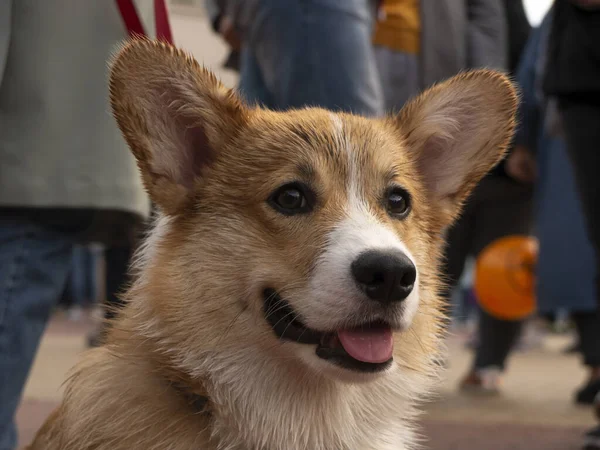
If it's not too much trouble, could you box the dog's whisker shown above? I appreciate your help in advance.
[216,304,248,345]
[264,301,290,320]
[295,326,309,343]
[407,326,428,356]
[269,309,299,332]
[279,312,304,340]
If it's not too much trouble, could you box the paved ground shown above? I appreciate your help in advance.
[14,5,597,449]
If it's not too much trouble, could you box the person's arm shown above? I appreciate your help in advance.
[466,0,507,69]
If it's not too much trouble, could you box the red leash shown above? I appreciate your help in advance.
[116,0,173,43]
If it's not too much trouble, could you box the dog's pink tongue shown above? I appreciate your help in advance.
[337,327,393,363]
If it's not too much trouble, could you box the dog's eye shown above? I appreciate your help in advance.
[386,187,411,219]
[269,182,313,215]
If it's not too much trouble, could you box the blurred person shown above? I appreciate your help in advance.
[87,243,141,347]
[69,245,101,318]
[370,0,534,379]
[373,0,510,111]
[461,8,600,406]
[543,1,600,446]
[440,0,535,386]
[544,4,600,305]
[87,2,173,349]
[226,0,384,116]
[454,5,535,393]
[59,245,100,321]
[0,1,174,448]
[479,7,599,398]
[205,0,241,72]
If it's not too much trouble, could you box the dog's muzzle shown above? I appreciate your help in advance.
[263,289,394,373]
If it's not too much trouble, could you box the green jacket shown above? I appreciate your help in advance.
[0,0,154,218]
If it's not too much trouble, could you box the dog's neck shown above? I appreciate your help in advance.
[157,344,425,450]
[117,297,428,450]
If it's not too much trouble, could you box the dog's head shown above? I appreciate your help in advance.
[110,40,517,383]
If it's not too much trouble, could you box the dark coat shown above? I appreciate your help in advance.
[544,0,600,96]
[517,14,596,313]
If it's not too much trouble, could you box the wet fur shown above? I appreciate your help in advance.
[28,39,517,450]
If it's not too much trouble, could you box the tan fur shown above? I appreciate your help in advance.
[28,39,517,450]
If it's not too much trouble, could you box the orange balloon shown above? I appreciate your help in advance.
[474,235,538,320]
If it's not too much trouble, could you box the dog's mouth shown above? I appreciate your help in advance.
[263,289,394,373]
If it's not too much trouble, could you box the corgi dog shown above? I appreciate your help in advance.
[29,39,517,450]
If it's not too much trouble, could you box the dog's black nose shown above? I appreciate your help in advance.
[351,250,416,304]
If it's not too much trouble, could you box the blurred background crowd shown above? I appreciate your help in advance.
[0,0,599,449]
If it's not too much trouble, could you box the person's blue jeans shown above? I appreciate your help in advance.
[239,0,383,116]
[0,215,75,450]
[70,245,99,307]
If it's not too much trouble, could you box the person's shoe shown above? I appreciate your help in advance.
[576,379,600,405]
[459,367,502,396]
[583,425,600,450]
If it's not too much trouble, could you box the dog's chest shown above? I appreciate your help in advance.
[205,354,421,450]
[210,408,413,450]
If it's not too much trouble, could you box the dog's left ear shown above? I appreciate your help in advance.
[397,70,518,227]
[109,39,248,215]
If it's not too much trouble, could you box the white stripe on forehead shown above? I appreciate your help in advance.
[306,115,420,331]
[330,112,344,137]
[327,113,416,265]
[330,112,359,198]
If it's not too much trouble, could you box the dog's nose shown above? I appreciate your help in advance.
[351,250,416,304]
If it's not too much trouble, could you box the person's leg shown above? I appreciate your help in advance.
[460,177,533,392]
[58,267,74,310]
[70,245,88,306]
[87,245,134,348]
[0,215,73,450]
[572,312,600,405]
[473,309,523,370]
[559,98,600,308]
[247,0,383,115]
[103,245,133,322]
[88,245,102,306]
[68,245,95,320]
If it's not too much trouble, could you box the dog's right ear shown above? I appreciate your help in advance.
[396,70,518,228]
[109,39,248,215]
